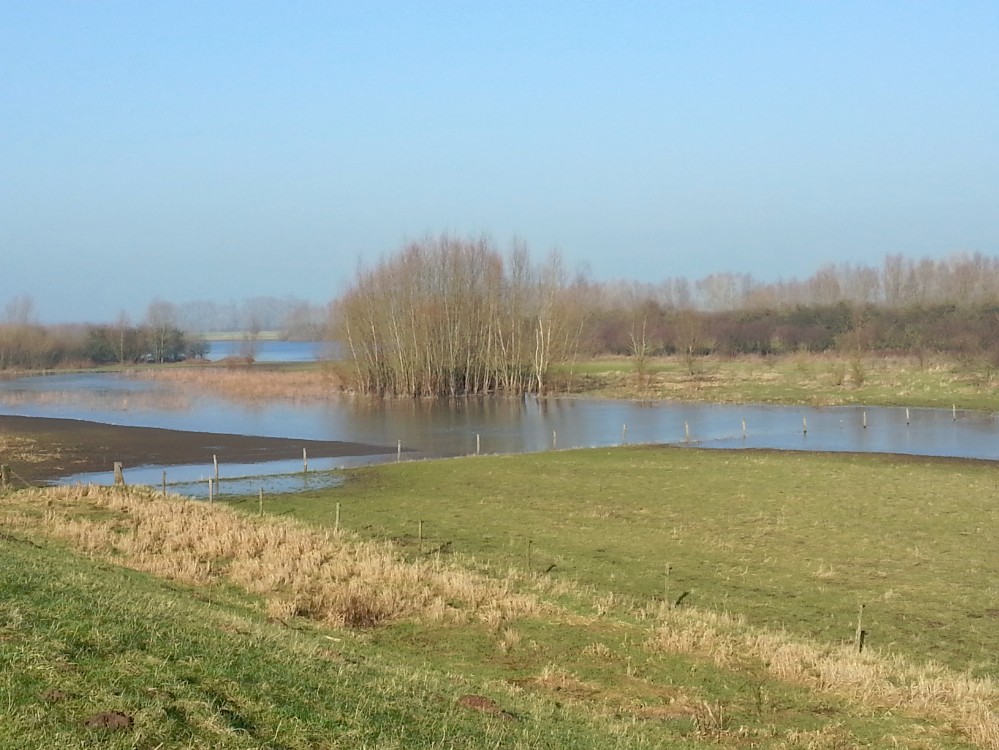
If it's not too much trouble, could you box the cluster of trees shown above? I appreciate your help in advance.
[590,300,999,360]
[0,297,208,369]
[331,236,586,396]
[331,245,999,396]
[587,253,999,362]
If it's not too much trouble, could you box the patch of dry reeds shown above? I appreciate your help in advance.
[647,606,999,749]
[138,367,341,402]
[9,485,541,628]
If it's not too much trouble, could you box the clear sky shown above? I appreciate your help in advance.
[3,1,997,323]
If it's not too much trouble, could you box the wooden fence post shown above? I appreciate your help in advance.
[855,603,866,652]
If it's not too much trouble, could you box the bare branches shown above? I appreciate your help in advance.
[330,236,586,397]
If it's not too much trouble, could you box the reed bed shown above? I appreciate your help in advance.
[138,366,341,402]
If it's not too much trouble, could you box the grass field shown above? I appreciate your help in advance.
[562,353,999,411]
[4,447,998,747]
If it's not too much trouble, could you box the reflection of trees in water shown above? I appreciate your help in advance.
[347,394,537,428]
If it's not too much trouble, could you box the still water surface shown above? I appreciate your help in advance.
[203,339,333,363]
[3,355,999,495]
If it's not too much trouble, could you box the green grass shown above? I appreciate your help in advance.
[256,447,999,678]
[6,446,999,748]
[1,527,717,749]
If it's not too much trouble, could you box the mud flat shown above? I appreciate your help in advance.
[0,414,393,482]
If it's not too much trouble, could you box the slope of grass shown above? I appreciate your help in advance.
[4,481,994,748]
[0,501,689,749]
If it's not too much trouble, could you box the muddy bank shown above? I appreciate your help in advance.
[0,415,395,483]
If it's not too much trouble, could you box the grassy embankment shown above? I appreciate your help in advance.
[3,446,999,748]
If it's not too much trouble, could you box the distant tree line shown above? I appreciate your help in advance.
[7,250,999,377]
[331,236,587,396]
[328,245,999,396]
[601,252,999,312]
[586,252,999,363]
[173,296,327,338]
[0,296,207,369]
[588,300,999,360]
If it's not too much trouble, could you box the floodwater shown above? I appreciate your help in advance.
[203,338,334,363]
[3,344,999,497]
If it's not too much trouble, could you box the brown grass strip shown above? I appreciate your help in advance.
[10,485,542,628]
[138,367,341,402]
[647,607,999,749]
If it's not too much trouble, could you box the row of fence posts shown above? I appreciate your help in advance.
[105,402,967,495]
[114,448,316,502]
[461,403,963,455]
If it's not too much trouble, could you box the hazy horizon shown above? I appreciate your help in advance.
[4,2,997,323]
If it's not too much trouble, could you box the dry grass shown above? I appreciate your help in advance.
[138,366,342,402]
[648,606,999,748]
[6,485,542,628]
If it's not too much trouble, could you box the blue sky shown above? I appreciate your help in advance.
[2,1,997,323]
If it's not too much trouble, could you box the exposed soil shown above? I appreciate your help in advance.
[0,414,395,483]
